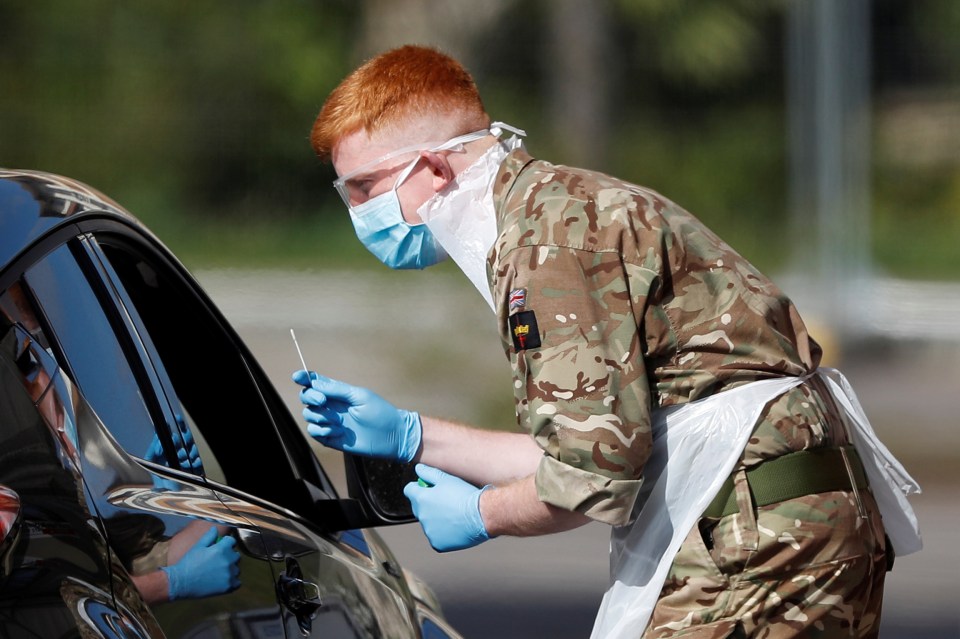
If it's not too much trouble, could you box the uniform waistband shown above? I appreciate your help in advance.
[703,445,868,519]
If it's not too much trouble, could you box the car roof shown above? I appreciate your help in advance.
[0,169,141,272]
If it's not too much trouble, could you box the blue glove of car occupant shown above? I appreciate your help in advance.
[403,464,491,553]
[144,427,201,472]
[144,435,178,492]
[144,434,166,465]
[144,425,201,490]
[161,527,241,601]
[172,416,202,472]
[292,370,422,463]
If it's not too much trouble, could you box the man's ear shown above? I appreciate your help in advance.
[420,151,455,193]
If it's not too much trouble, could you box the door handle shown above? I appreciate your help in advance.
[278,557,321,635]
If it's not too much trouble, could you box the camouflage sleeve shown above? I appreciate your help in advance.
[497,244,657,526]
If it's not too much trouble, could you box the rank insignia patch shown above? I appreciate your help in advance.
[508,288,526,311]
[509,310,541,351]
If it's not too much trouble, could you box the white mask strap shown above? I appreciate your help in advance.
[489,121,526,138]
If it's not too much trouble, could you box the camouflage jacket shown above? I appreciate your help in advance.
[489,150,846,526]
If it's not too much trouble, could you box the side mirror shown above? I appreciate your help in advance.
[344,455,417,524]
[0,485,23,580]
[308,454,418,532]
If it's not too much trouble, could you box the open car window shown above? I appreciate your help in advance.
[87,232,336,513]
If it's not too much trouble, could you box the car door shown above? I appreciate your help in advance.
[0,290,155,639]
[71,223,421,638]
[20,239,287,639]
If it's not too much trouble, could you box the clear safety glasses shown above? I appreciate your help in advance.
[332,122,525,208]
[333,145,432,209]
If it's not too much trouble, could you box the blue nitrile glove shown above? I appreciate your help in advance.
[144,433,166,465]
[143,428,200,472]
[292,370,422,463]
[144,435,178,492]
[161,527,241,601]
[403,464,491,553]
[172,416,202,473]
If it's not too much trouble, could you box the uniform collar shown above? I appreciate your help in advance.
[492,148,537,225]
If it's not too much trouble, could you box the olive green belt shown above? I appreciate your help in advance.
[703,446,869,519]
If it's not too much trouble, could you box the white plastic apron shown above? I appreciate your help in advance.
[591,369,922,639]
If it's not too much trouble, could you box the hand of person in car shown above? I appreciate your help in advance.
[161,527,241,601]
[403,464,491,552]
[172,416,202,472]
[143,435,180,491]
[143,425,201,490]
[292,370,422,462]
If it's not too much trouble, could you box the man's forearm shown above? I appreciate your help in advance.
[131,570,170,605]
[479,474,591,538]
[417,416,543,487]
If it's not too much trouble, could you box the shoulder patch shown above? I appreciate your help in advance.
[509,310,541,351]
[508,288,527,311]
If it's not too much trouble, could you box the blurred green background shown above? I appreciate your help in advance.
[1,0,957,278]
[2,3,957,637]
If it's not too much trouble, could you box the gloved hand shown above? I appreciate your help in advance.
[172,416,202,473]
[144,435,178,492]
[144,433,166,466]
[161,527,241,601]
[403,464,491,552]
[144,427,200,472]
[144,425,201,490]
[292,370,422,463]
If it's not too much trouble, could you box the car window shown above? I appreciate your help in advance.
[23,245,161,461]
[22,242,208,484]
[0,284,71,449]
[0,281,52,356]
[89,233,334,512]
[0,283,62,440]
[18,234,333,517]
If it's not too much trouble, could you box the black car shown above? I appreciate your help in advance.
[0,169,461,639]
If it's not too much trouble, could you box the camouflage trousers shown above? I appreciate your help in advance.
[641,471,888,638]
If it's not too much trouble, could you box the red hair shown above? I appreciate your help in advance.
[311,45,489,161]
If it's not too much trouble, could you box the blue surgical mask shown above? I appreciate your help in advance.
[337,127,498,270]
[347,157,447,270]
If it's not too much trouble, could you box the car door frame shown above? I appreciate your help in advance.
[73,218,425,637]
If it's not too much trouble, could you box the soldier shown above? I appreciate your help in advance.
[296,45,916,638]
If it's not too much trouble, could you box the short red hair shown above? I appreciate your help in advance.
[311,45,489,161]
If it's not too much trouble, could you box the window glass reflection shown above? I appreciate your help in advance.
[24,245,157,459]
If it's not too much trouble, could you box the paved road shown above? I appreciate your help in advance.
[200,268,959,638]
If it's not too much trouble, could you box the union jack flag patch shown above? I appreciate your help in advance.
[508,288,526,311]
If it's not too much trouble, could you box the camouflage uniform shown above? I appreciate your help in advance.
[488,150,887,638]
